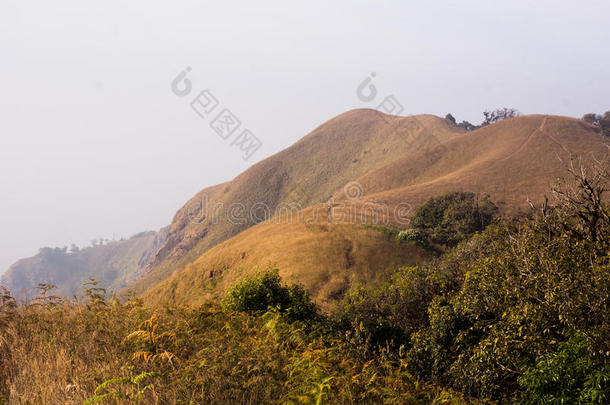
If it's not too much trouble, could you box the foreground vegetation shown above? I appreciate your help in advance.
[337,159,610,403]
[0,280,472,404]
[1,159,608,404]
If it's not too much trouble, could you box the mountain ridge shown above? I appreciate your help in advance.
[131,110,608,304]
[129,109,463,294]
[5,109,607,303]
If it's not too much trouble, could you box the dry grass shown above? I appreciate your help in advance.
[142,221,431,310]
[129,110,461,296]
[0,288,146,404]
[355,115,608,214]
[135,110,608,305]
[131,111,607,303]
[0,285,478,404]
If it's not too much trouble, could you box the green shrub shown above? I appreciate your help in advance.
[221,269,318,322]
[405,181,610,400]
[333,266,432,348]
[412,192,498,247]
[518,333,610,404]
[397,229,428,247]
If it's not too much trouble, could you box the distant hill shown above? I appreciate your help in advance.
[129,110,608,301]
[1,227,168,299]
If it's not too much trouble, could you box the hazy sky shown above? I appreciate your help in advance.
[1,0,609,273]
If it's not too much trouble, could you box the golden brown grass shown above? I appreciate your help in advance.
[354,115,608,214]
[0,286,146,404]
[142,221,431,310]
[129,110,461,296]
[131,111,607,304]
[0,284,479,404]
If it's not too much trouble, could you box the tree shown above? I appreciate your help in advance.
[582,113,599,125]
[412,192,498,247]
[581,110,610,136]
[481,108,520,126]
[221,269,318,322]
[552,157,610,253]
[458,120,477,131]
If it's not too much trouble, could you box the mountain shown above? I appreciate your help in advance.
[1,227,168,299]
[6,110,607,305]
[130,110,462,294]
[129,110,608,302]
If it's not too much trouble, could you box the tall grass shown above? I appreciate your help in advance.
[0,281,474,404]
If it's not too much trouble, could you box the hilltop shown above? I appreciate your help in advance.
[130,110,464,294]
[5,109,607,305]
[130,110,608,302]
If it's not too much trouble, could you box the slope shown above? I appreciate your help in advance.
[137,112,607,307]
[349,114,608,214]
[130,110,462,294]
[141,218,431,309]
[1,227,168,299]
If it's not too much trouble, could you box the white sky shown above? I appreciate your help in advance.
[1,0,609,273]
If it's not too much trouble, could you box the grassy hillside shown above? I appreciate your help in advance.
[141,219,431,309]
[131,111,607,301]
[130,110,462,294]
[2,160,606,404]
[2,108,608,403]
[1,227,168,299]
[353,115,608,213]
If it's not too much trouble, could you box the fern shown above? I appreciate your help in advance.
[84,369,157,404]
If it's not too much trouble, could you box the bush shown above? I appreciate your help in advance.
[406,161,610,400]
[518,333,610,404]
[582,110,610,136]
[333,266,432,348]
[396,229,428,247]
[221,269,318,322]
[458,120,478,131]
[334,161,610,401]
[412,192,498,247]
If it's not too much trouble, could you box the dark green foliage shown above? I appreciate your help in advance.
[334,266,432,347]
[458,120,477,131]
[336,161,610,401]
[445,108,520,131]
[518,333,610,404]
[221,269,318,322]
[412,192,498,247]
[406,203,610,399]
